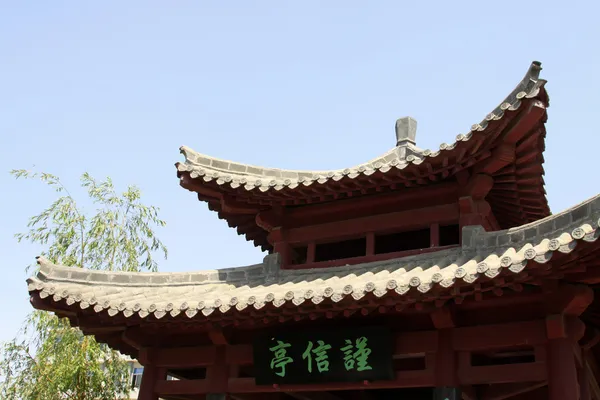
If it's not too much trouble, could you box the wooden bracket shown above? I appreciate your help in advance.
[502,100,547,144]
[460,173,494,200]
[122,327,146,351]
[545,284,594,316]
[180,173,261,215]
[431,307,456,329]
[456,170,471,187]
[208,327,229,345]
[256,209,283,232]
[546,314,586,341]
[474,144,516,176]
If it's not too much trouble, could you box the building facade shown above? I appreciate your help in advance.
[25,62,600,399]
[124,358,176,400]
[125,357,144,399]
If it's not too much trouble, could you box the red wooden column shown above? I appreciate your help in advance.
[429,223,439,247]
[273,245,291,266]
[272,229,292,267]
[306,241,316,264]
[366,232,375,256]
[545,286,594,400]
[206,346,230,399]
[434,328,458,397]
[547,338,579,400]
[138,365,167,400]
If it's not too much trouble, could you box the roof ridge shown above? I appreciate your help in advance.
[34,256,266,286]
[29,191,599,290]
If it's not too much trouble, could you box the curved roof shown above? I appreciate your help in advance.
[176,63,545,195]
[176,62,551,250]
[27,193,600,323]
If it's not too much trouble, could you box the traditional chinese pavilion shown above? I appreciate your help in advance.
[26,62,600,400]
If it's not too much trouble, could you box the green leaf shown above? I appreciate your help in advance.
[1,169,168,399]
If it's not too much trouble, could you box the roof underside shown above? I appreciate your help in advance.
[28,193,600,338]
[176,62,551,251]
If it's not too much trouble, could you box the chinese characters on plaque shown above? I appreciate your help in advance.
[253,327,394,385]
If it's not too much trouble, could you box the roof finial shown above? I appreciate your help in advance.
[395,117,417,147]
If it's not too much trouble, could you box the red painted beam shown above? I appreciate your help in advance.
[453,320,547,351]
[152,346,217,368]
[284,204,459,244]
[227,370,434,393]
[394,330,439,354]
[226,345,254,365]
[285,182,459,225]
[284,245,459,270]
[479,381,547,400]
[458,363,547,385]
[145,321,555,370]
[149,331,437,370]
[155,379,209,396]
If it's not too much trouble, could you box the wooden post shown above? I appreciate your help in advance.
[434,329,460,400]
[307,242,316,263]
[366,232,375,256]
[138,365,166,400]
[547,338,579,399]
[206,346,229,396]
[430,223,439,247]
[274,241,291,267]
[435,329,456,386]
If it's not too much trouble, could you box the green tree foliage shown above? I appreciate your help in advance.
[0,170,168,400]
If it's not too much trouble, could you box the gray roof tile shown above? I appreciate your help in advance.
[27,192,600,320]
[176,62,545,193]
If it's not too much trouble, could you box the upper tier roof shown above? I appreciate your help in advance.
[176,62,551,250]
[177,62,546,195]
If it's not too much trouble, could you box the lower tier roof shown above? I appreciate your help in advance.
[28,193,600,322]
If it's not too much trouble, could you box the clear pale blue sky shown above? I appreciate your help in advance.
[1,2,599,343]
